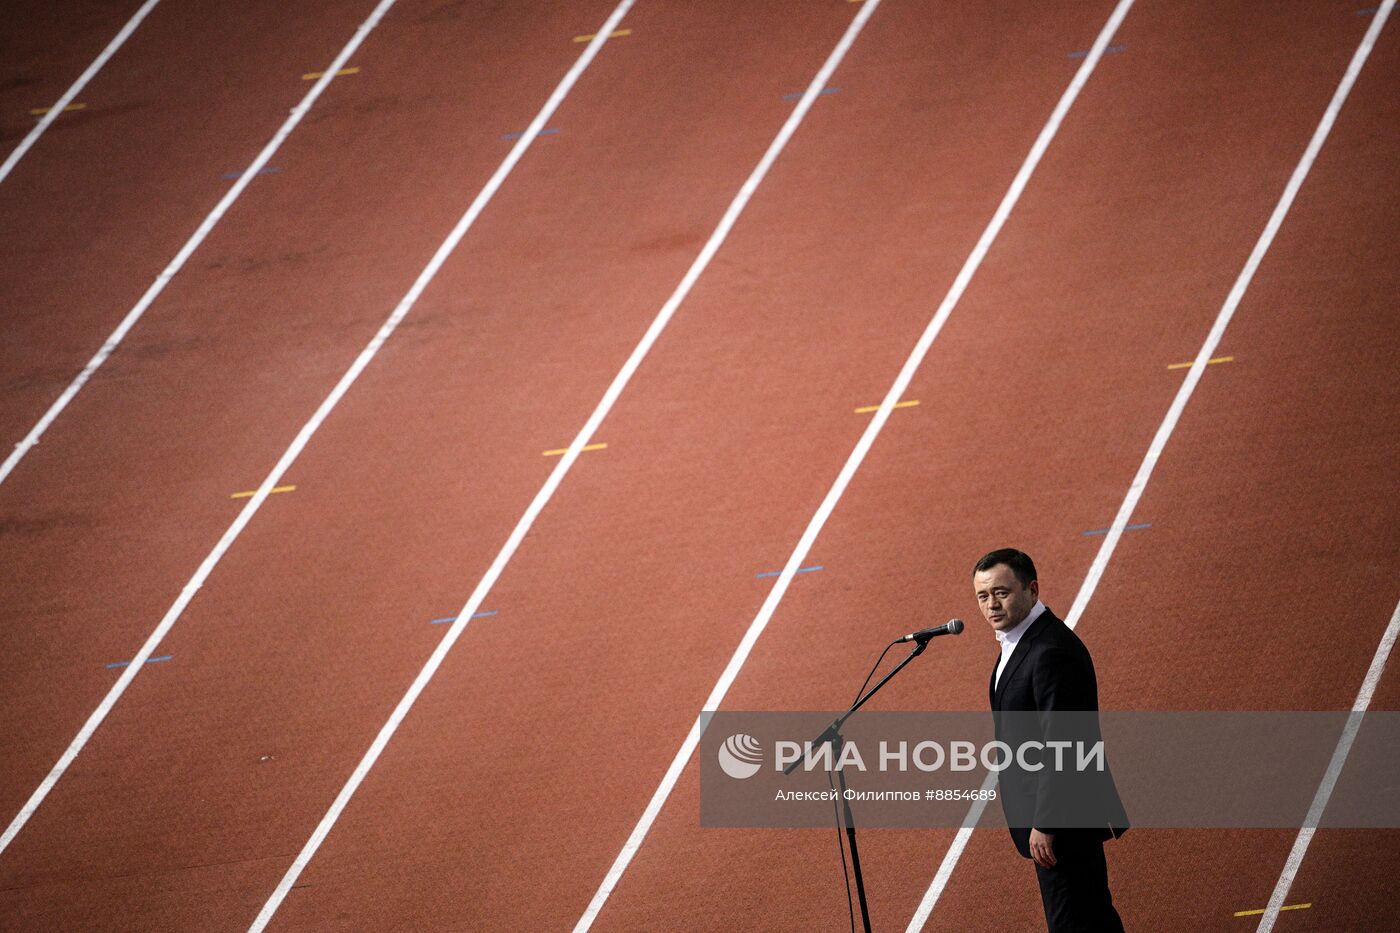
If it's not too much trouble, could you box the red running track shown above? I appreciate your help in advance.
[1,0,1397,930]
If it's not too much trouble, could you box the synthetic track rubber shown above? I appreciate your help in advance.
[569,1,1400,931]
[1207,9,1400,931]
[1,0,630,918]
[0,0,855,928]
[0,0,162,187]
[264,0,1148,924]
[0,0,369,452]
[1,0,1396,930]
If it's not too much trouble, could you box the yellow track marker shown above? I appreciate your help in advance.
[302,67,360,80]
[573,28,631,42]
[29,103,86,116]
[230,485,297,499]
[1233,903,1311,918]
[854,400,920,414]
[1167,355,1234,370]
[543,443,607,457]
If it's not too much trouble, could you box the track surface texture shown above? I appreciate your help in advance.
[1,1,1396,931]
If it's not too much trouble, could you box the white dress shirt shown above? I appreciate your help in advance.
[994,600,1046,689]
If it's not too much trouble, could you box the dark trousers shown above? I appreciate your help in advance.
[1032,833,1123,932]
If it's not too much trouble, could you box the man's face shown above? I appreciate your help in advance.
[973,564,1039,633]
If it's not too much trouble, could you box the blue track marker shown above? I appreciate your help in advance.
[783,86,840,100]
[106,655,172,669]
[429,610,498,625]
[222,166,282,180]
[1082,523,1151,537]
[1068,44,1124,59]
[755,565,823,579]
[501,128,560,141]
[1357,7,1380,14]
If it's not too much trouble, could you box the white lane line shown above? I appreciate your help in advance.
[244,3,641,927]
[1257,597,1400,932]
[0,0,162,185]
[909,4,1393,929]
[1255,49,1400,933]
[1064,0,1395,632]
[576,1,1135,929]
[0,0,387,490]
[0,0,627,861]
[259,2,885,927]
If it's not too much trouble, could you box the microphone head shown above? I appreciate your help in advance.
[947,618,964,635]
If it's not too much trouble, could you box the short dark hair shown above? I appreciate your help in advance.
[972,548,1037,587]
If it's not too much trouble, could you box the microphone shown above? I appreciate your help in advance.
[895,619,964,643]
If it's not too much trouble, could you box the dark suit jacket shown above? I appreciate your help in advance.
[989,607,1129,858]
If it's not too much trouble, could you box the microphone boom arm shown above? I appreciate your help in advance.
[780,633,945,933]
[783,638,928,776]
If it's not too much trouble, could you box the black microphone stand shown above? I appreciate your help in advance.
[785,636,933,933]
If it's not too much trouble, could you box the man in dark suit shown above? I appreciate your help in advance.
[973,548,1127,932]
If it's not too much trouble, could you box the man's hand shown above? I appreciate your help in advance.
[1029,829,1056,868]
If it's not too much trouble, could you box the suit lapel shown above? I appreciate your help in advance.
[989,656,999,710]
[992,609,1056,709]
